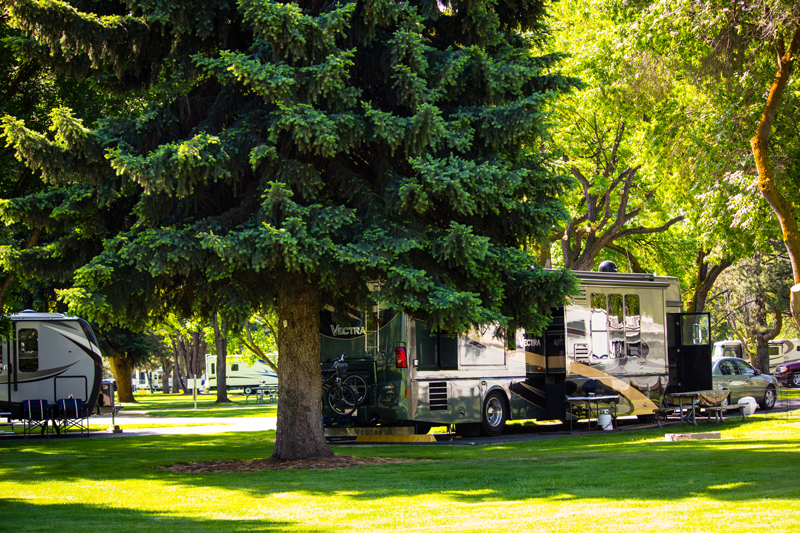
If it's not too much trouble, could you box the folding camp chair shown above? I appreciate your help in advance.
[57,398,89,436]
[22,399,52,437]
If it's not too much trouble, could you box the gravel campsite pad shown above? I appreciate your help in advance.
[164,455,424,473]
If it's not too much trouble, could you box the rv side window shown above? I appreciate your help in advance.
[231,364,239,372]
[18,328,38,372]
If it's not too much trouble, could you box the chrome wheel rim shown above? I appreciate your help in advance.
[486,397,504,427]
[765,388,776,408]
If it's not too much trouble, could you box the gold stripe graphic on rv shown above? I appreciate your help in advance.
[568,361,660,413]
[524,351,546,369]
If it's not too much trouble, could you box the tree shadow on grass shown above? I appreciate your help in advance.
[0,499,312,533]
[2,430,799,508]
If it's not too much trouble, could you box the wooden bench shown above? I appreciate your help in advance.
[654,408,676,428]
[702,404,745,426]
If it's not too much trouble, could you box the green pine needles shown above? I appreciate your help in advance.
[3,0,579,336]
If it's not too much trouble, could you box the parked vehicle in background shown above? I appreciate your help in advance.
[712,357,778,410]
[712,340,744,360]
[206,355,277,394]
[774,360,800,388]
[768,339,800,374]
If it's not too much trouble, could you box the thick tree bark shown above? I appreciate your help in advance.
[213,314,230,403]
[107,352,136,402]
[751,24,800,331]
[686,249,733,313]
[272,275,333,460]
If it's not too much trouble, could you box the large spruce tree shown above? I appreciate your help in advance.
[3,0,577,459]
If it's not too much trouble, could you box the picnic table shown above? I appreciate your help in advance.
[657,390,740,428]
[245,386,278,404]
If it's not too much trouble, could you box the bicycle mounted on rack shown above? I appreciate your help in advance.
[321,353,370,416]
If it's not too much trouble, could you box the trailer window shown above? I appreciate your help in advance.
[230,364,239,372]
[210,363,215,375]
[18,329,38,372]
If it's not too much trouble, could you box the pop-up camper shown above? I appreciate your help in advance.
[0,311,103,418]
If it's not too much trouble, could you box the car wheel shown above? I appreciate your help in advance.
[759,385,777,410]
[792,373,800,388]
[480,391,507,437]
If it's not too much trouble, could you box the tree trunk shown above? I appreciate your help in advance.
[213,314,230,403]
[686,249,733,313]
[180,335,192,395]
[751,25,800,332]
[107,352,136,402]
[272,275,333,460]
[160,355,173,394]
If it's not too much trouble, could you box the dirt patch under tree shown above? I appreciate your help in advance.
[164,455,426,473]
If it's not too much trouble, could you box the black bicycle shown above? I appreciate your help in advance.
[322,354,359,416]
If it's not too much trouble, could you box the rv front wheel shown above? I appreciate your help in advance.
[481,391,507,437]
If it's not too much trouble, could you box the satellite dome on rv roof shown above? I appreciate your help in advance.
[598,260,618,273]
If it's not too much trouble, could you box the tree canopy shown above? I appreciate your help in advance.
[2,0,579,459]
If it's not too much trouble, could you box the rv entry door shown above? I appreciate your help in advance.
[667,312,712,393]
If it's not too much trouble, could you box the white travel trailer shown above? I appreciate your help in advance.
[132,369,163,391]
[768,339,800,373]
[0,310,103,418]
[206,354,277,394]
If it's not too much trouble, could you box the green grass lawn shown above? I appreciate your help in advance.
[1,413,798,532]
[120,393,278,418]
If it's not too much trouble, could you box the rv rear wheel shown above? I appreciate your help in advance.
[480,391,507,437]
[244,386,254,395]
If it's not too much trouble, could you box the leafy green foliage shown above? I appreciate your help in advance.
[4,0,579,336]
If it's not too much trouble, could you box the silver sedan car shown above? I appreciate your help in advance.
[712,357,778,410]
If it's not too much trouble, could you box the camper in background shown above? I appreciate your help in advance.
[0,310,103,418]
[206,354,277,394]
[712,340,744,360]
[769,339,800,373]
[132,369,163,392]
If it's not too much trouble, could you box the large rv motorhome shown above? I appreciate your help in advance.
[319,270,712,436]
[768,339,800,373]
[0,310,103,419]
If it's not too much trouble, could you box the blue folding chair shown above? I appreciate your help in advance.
[57,398,89,436]
[22,399,52,437]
